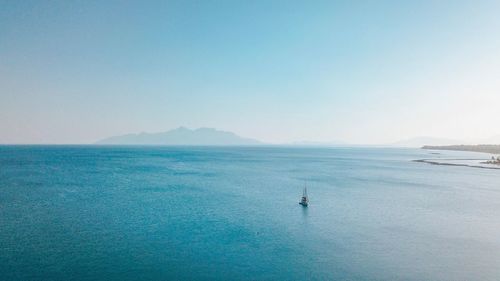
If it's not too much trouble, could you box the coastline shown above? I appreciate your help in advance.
[419,144,500,169]
[422,144,500,154]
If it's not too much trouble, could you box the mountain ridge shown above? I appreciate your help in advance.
[96,127,262,145]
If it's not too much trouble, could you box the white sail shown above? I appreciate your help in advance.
[299,183,309,206]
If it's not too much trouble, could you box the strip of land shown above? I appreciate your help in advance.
[422,144,500,154]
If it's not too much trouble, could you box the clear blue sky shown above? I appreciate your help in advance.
[1,0,499,144]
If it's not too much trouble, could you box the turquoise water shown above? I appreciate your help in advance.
[1,146,499,280]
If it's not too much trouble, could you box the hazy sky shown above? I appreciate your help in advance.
[1,0,500,144]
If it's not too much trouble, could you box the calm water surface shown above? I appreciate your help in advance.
[1,146,499,280]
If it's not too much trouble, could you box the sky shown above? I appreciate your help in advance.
[1,0,500,144]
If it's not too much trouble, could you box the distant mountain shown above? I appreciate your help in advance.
[391,136,466,148]
[96,127,262,145]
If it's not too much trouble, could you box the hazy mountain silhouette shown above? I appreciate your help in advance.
[96,127,262,145]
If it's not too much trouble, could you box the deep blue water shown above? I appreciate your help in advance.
[1,146,499,281]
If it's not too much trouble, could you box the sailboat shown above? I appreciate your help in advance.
[299,183,309,207]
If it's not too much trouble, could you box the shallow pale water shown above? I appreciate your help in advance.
[1,146,499,281]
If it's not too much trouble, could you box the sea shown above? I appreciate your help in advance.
[1,146,499,281]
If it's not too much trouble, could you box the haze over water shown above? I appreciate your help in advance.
[1,146,499,280]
